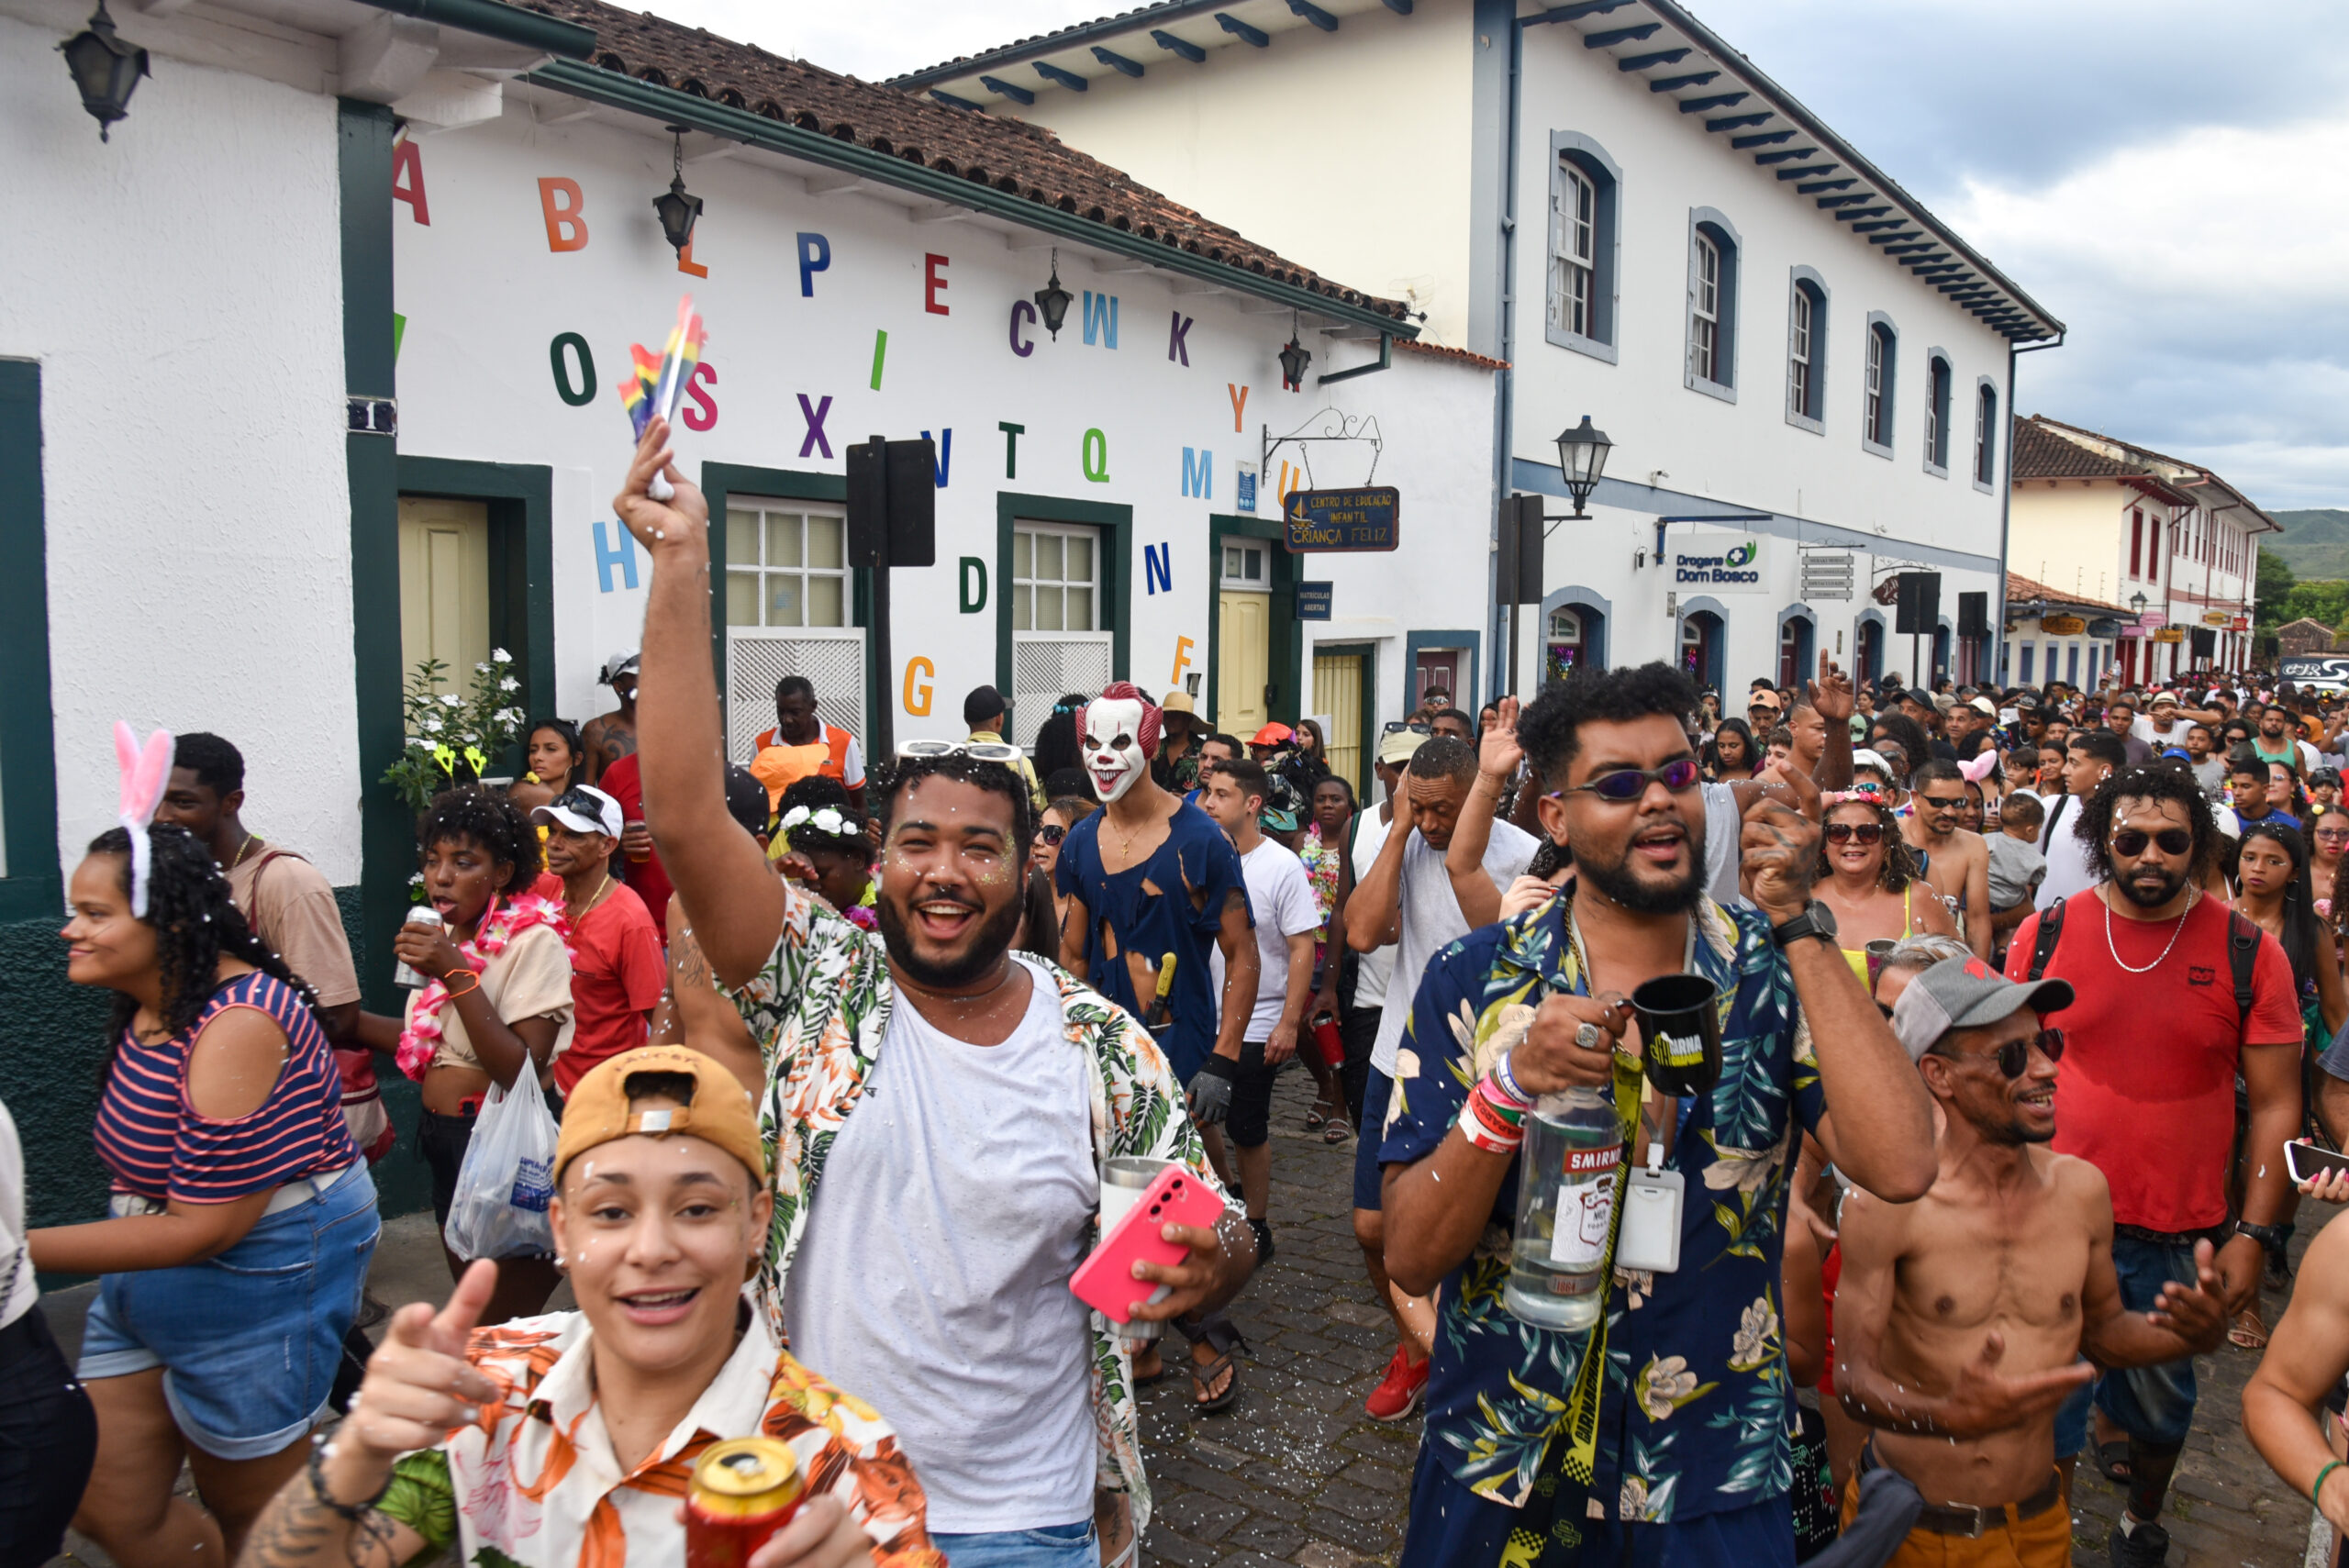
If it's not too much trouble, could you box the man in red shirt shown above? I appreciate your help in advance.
[530,785,666,1095]
[2005,762,2302,1568]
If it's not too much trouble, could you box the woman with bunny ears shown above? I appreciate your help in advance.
[29,727,376,1568]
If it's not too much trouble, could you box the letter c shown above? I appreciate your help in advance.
[1009,299,1037,358]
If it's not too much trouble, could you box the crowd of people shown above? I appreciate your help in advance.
[6,411,2349,1568]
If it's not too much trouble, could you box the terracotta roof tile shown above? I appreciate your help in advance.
[510,0,1412,322]
[2009,417,2135,482]
[1394,339,1508,371]
[2005,571,2136,618]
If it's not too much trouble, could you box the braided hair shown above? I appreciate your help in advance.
[86,823,318,1065]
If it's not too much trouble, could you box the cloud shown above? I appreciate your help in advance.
[634,0,1108,82]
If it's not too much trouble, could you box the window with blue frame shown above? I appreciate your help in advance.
[1547,135,1621,361]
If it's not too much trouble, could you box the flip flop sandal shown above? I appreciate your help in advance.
[2094,1440,2133,1486]
[1303,1106,1328,1129]
[1323,1118,1353,1145]
[1132,1353,1173,1388]
[2229,1308,2271,1351]
[1188,1347,1241,1413]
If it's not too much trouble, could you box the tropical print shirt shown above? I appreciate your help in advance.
[729,881,1238,1538]
[375,1307,939,1568]
[1299,822,1343,967]
[1379,890,1821,1524]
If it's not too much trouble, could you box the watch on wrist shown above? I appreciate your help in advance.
[1771,901,1840,951]
[2233,1220,2285,1251]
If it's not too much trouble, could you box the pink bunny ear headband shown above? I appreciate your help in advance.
[1957,751,1999,784]
[114,722,174,918]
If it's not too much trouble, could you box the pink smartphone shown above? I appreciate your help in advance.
[1069,1165,1227,1323]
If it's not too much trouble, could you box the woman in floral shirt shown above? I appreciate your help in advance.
[1299,776,1355,1137]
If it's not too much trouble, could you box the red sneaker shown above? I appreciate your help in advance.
[1364,1344,1431,1422]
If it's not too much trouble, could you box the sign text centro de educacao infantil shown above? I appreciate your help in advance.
[1285,487,1400,551]
[1671,531,1766,589]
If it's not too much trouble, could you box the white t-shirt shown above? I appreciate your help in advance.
[0,1099,30,1330]
[783,960,1095,1533]
[2033,793,2102,910]
[1701,782,1745,906]
[1350,811,1397,1010]
[1370,820,1540,1076]
[1211,839,1322,1040]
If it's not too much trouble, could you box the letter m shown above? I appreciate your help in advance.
[1084,290,1119,348]
[1182,447,1213,499]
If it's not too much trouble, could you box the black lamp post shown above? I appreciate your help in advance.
[1554,415,1613,517]
[2130,591,2148,617]
[61,0,149,142]
[1278,313,1311,391]
[651,127,703,255]
[1033,249,1072,339]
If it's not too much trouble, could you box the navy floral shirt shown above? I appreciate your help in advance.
[1378,892,1822,1525]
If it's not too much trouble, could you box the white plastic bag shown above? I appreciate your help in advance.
[442,1068,559,1261]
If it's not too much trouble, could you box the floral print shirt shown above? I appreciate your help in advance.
[1299,822,1343,969]
[1378,891,1822,1525]
[729,882,1239,1539]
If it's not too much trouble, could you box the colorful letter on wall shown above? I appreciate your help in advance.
[903,656,935,717]
[1229,383,1249,432]
[1008,300,1036,358]
[796,232,830,296]
[998,421,1024,479]
[550,332,597,406]
[798,394,833,459]
[677,237,707,279]
[1168,311,1193,366]
[594,520,640,592]
[1171,635,1196,689]
[870,330,888,390]
[1181,448,1212,499]
[960,557,988,613]
[1144,543,1172,595]
[682,362,718,431]
[537,177,588,251]
[1082,428,1110,483]
[924,253,950,315]
[920,428,952,487]
[392,138,429,225]
[1083,291,1119,348]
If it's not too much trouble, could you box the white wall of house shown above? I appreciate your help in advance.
[0,9,359,879]
[2010,474,2257,676]
[391,98,1497,753]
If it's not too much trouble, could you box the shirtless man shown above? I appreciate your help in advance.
[1904,760,1993,959]
[578,651,639,786]
[1834,956,2224,1568]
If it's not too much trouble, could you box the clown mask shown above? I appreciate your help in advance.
[1083,688,1160,803]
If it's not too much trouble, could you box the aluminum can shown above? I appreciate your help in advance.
[686,1437,807,1568]
[392,906,443,988]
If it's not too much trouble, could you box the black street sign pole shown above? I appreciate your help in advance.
[846,435,938,763]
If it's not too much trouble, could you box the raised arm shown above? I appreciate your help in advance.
[613,417,785,987]
[1345,779,1413,952]
[1810,657,1856,792]
[1445,698,1522,929]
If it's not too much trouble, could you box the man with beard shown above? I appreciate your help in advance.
[1903,761,1994,959]
[2003,764,2301,1568]
[610,415,1255,1566]
[1379,662,1937,1568]
[1832,957,2225,1568]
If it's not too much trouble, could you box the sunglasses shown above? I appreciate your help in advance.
[1553,757,1703,802]
[1037,823,1066,846]
[1382,721,1433,736]
[1918,793,1966,813]
[1941,1027,2065,1079]
[1823,821,1885,845]
[2110,827,2193,858]
[896,740,1023,763]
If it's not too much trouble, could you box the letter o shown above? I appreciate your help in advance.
[550,333,597,406]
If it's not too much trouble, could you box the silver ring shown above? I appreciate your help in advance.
[1574,1021,1604,1051]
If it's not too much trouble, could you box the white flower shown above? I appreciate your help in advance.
[475,662,491,674]
[440,693,462,708]
[1394,1046,1420,1082]
[1728,1296,1780,1371]
[1620,1476,1652,1521]
[1638,1354,1698,1420]
[499,676,519,693]
[1613,1267,1654,1310]
[421,716,443,733]
[1703,1129,1791,1194]
[492,647,511,662]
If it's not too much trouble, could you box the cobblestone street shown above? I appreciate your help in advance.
[1137,1067,2331,1568]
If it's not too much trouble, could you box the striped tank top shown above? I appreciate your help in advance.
[94,971,358,1204]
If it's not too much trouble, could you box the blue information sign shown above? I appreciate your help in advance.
[1297,582,1333,620]
[1284,486,1400,552]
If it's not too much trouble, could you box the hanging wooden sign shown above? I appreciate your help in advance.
[1285,487,1399,552]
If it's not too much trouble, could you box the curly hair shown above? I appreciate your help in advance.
[1815,798,1925,893]
[2074,763,2221,889]
[1866,713,1931,784]
[86,824,318,1065]
[874,753,1035,857]
[1518,662,1698,790]
[416,784,542,890]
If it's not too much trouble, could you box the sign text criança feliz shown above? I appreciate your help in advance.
[1284,487,1401,552]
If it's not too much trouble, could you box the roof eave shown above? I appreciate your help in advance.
[523,58,1418,337]
[889,0,1225,89]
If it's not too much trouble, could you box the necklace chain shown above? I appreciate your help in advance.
[229,832,259,869]
[2104,887,2195,974]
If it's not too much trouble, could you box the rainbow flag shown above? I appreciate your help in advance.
[617,295,707,439]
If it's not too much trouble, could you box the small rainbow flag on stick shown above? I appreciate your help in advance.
[617,295,707,499]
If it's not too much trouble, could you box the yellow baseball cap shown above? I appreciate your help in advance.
[554,1045,766,1186]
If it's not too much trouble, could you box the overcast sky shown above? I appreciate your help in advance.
[640,0,2349,510]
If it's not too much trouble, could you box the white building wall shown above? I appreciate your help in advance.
[392,103,1497,745]
[0,12,357,878]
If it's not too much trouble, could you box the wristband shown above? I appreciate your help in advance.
[1490,1051,1533,1108]
[1461,1079,1527,1154]
[306,1435,392,1522]
[2316,1460,2343,1512]
[442,970,483,1001]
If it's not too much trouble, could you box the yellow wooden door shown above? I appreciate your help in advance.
[397,497,491,694]
[1217,589,1270,736]
[1314,651,1364,795]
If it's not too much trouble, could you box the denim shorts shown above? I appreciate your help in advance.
[930,1519,1097,1568]
[2054,1230,2202,1455]
[1353,1066,1394,1212]
[79,1164,380,1460]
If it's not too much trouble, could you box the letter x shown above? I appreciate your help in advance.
[798,394,834,459]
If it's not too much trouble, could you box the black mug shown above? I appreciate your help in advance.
[1631,973,1724,1097]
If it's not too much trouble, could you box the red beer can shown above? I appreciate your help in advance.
[686,1437,806,1568]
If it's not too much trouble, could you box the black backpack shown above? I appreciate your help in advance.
[2025,895,2259,1021]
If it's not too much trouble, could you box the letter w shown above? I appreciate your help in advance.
[1182,447,1213,499]
[1084,291,1119,349]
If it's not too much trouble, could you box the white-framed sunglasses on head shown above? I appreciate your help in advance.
[896,740,1023,763]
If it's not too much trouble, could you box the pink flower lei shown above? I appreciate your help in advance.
[394,891,571,1082]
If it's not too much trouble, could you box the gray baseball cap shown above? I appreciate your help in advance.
[600,651,640,684]
[1889,955,2074,1062]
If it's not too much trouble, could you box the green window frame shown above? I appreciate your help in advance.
[0,360,61,920]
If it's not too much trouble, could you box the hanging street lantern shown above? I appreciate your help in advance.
[1554,415,1613,517]
[651,126,703,255]
[61,0,149,142]
[1279,312,1311,391]
[1033,249,1072,339]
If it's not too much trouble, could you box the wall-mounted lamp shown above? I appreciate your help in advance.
[1033,249,1072,339]
[1554,415,1613,518]
[61,0,148,142]
[651,127,704,255]
[1279,312,1311,391]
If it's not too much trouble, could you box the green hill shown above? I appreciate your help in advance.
[2266,510,2349,580]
